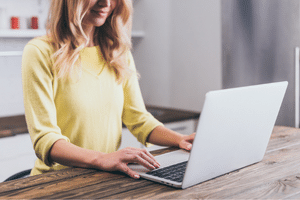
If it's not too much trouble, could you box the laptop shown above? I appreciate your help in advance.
[129,81,288,189]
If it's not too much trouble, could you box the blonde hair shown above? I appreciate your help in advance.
[47,0,133,82]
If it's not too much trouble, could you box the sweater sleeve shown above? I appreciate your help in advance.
[122,52,163,146]
[22,39,70,166]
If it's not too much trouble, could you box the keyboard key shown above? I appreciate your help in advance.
[146,161,187,183]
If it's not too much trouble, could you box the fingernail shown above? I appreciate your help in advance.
[187,144,192,150]
[134,174,140,179]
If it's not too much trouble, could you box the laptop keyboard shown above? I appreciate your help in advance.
[146,161,188,182]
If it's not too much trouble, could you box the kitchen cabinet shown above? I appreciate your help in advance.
[119,128,142,150]
[0,134,35,182]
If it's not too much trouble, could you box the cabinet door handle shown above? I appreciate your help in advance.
[171,126,187,132]
[0,51,23,57]
[295,47,299,128]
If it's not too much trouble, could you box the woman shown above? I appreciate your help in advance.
[22,0,195,179]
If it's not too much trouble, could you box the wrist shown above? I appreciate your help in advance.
[88,151,106,170]
[175,133,184,147]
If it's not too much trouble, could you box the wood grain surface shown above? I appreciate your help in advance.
[1,126,300,199]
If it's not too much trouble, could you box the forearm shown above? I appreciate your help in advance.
[49,139,104,169]
[49,139,160,179]
[147,125,184,147]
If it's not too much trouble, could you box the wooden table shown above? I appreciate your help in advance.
[1,126,300,199]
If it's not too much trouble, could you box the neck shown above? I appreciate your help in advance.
[83,25,96,47]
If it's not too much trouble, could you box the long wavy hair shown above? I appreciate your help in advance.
[46,0,133,82]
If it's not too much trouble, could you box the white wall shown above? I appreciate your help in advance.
[132,0,172,107]
[134,0,222,112]
[170,0,222,111]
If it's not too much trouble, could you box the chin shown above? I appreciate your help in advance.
[94,20,107,27]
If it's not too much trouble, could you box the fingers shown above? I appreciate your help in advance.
[179,132,196,151]
[98,148,161,179]
[186,132,196,142]
[115,148,160,179]
[181,141,192,151]
[123,148,160,170]
[120,164,141,179]
[142,149,160,168]
[134,153,158,170]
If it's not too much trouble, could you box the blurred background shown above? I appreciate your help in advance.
[0,0,222,118]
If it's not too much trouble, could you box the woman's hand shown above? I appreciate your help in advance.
[147,126,196,151]
[50,140,159,180]
[178,133,196,151]
[97,147,160,179]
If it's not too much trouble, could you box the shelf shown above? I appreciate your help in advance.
[0,29,145,38]
[0,29,47,38]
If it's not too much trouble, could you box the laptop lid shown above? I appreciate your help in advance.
[182,81,288,188]
[129,81,288,189]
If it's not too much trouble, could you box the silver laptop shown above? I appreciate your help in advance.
[129,81,288,189]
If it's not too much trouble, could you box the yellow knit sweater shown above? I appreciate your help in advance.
[22,37,162,175]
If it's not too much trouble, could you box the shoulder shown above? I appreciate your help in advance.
[22,35,55,75]
[24,35,54,57]
[126,50,136,71]
[122,50,140,86]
